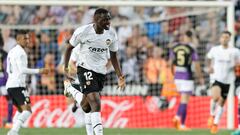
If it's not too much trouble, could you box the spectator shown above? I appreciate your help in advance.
[1,29,16,52]
[143,46,166,96]
[39,30,60,64]
[36,52,63,94]
[117,16,133,50]
[121,45,140,84]
[30,6,49,24]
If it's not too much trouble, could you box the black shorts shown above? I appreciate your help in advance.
[77,66,105,94]
[212,81,230,99]
[7,87,31,106]
[71,83,81,91]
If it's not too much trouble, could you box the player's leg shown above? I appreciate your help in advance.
[238,90,240,128]
[64,81,83,105]
[12,107,21,124]
[77,66,104,135]
[81,95,94,135]
[72,100,78,113]
[235,77,240,128]
[7,87,32,135]
[5,95,13,128]
[65,79,94,135]
[211,97,224,134]
[1,86,13,128]
[210,85,221,122]
[208,85,221,128]
[85,112,94,135]
[210,82,229,134]
[86,92,103,135]
[173,80,193,130]
[65,81,94,135]
[81,95,91,113]
[178,93,190,129]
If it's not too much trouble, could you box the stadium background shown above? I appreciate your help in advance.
[0,0,239,134]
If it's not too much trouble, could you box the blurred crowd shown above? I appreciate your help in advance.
[0,2,240,96]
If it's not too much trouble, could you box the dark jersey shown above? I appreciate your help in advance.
[0,49,7,86]
[169,43,199,80]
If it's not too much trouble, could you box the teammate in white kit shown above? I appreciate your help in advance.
[6,30,48,135]
[206,31,240,134]
[64,8,126,135]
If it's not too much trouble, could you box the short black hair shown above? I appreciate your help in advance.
[185,30,193,38]
[221,30,231,36]
[94,8,109,17]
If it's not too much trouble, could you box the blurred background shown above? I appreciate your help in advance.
[0,0,239,134]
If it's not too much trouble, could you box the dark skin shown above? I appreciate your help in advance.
[64,12,125,113]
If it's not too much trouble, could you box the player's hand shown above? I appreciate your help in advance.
[39,68,49,74]
[207,67,214,73]
[64,67,75,81]
[117,75,126,91]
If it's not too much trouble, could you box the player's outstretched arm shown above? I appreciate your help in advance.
[16,55,47,74]
[110,51,125,91]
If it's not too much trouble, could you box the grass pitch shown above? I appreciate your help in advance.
[0,128,235,135]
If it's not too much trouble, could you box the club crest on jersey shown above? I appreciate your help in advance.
[86,81,91,85]
[106,39,111,46]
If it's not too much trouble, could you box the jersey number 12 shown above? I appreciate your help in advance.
[84,71,93,80]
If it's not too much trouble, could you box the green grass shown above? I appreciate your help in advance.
[0,128,235,135]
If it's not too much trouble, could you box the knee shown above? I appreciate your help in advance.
[81,104,91,113]
[212,95,219,102]
[218,97,225,106]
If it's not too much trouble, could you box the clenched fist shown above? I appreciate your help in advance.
[39,68,49,74]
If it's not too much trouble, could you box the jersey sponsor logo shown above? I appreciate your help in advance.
[86,81,91,85]
[88,47,108,53]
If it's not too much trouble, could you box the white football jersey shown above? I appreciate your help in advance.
[207,45,240,84]
[6,45,40,88]
[69,23,118,74]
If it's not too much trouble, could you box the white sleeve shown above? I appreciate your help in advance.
[69,26,85,47]
[235,48,240,63]
[206,48,214,59]
[109,28,118,52]
[16,54,40,74]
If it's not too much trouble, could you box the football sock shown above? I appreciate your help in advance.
[7,100,13,123]
[91,112,103,135]
[12,111,31,132]
[176,103,187,125]
[85,113,94,135]
[210,99,216,116]
[213,105,223,125]
[12,111,20,123]
[68,86,83,105]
